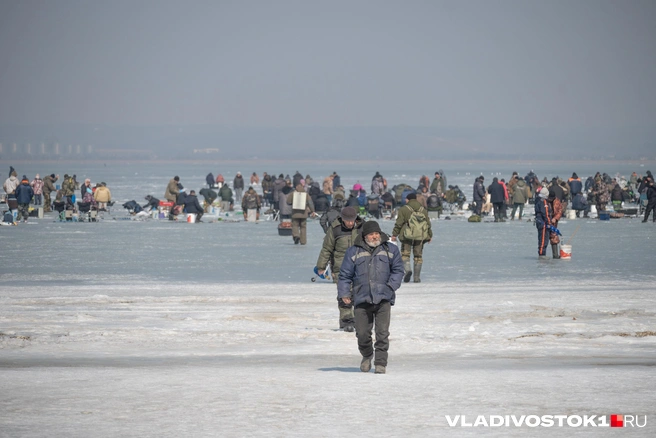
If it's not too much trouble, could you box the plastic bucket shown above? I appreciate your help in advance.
[567,210,576,219]
[560,244,572,260]
[186,213,196,223]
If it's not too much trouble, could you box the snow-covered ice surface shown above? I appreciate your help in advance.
[1,162,655,436]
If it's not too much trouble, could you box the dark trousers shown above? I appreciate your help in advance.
[575,206,590,217]
[354,301,391,367]
[644,201,656,221]
[493,202,503,219]
[474,200,483,215]
[510,202,524,219]
[537,224,549,256]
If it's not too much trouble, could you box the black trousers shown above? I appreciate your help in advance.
[354,301,391,366]
[644,201,656,221]
[474,200,483,215]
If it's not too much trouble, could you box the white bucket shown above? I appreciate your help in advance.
[186,213,196,223]
[560,244,572,260]
[590,205,597,214]
[567,210,576,220]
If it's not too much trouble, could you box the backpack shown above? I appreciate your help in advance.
[245,193,258,209]
[402,206,429,241]
[3,211,14,224]
[468,214,481,222]
[367,197,379,213]
[427,194,441,208]
[320,208,340,233]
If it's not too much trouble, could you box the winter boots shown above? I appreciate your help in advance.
[403,260,412,283]
[375,365,386,374]
[413,263,422,283]
[551,244,560,259]
[360,354,373,372]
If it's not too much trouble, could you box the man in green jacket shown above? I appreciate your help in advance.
[391,193,432,283]
[42,174,58,212]
[510,176,530,220]
[60,174,76,204]
[316,206,364,331]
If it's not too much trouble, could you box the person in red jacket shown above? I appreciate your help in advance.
[547,188,563,259]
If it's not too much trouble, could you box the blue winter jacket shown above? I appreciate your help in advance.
[357,191,367,207]
[534,197,552,228]
[338,233,404,307]
[572,193,588,210]
[15,182,34,204]
[568,178,582,196]
[473,180,486,202]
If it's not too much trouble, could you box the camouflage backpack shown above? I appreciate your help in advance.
[468,214,482,222]
[402,205,429,241]
[245,193,258,209]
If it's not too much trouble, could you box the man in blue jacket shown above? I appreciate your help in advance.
[15,176,34,223]
[338,220,404,374]
[534,187,552,259]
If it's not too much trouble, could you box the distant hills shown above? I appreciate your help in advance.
[1,124,654,161]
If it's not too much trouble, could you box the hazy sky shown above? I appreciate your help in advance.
[1,0,655,129]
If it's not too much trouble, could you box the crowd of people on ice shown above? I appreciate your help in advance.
[1,166,111,223]
[2,166,655,226]
[3,164,655,375]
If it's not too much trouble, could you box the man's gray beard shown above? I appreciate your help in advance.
[365,236,381,247]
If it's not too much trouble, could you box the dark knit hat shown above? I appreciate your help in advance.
[340,206,357,222]
[362,220,382,237]
[51,174,55,178]
[406,193,417,200]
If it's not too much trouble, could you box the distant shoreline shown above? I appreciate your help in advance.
[1,158,654,166]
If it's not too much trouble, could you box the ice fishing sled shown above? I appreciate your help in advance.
[311,264,332,282]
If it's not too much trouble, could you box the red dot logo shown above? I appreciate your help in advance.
[611,415,624,428]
